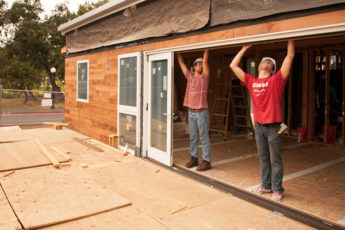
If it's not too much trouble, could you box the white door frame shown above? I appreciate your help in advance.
[143,52,173,166]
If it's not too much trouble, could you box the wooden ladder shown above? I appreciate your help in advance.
[230,75,254,134]
[209,66,233,140]
[210,68,254,140]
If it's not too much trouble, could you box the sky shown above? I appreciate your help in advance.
[6,0,101,16]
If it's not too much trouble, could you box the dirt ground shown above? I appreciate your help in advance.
[0,126,315,229]
[1,98,64,111]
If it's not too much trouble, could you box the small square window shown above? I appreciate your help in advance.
[77,60,89,102]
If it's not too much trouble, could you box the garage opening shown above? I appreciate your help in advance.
[172,36,345,226]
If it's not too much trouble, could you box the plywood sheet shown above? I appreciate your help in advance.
[0,187,21,230]
[161,198,313,230]
[0,167,131,229]
[0,126,29,142]
[282,162,345,225]
[0,139,69,172]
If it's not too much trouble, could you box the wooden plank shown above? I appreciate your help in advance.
[302,50,309,128]
[72,137,104,152]
[308,48,315,142]
[52,146,72,162]
[0,167,131,230]
[343,48,345,146]
[43,122,69,126]
[35,139,61,168]
[288,57,293,136]
[324,48,330,144]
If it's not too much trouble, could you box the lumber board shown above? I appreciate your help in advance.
[0,187,21,230]
[287,54,293,136]
[308,48,315,141]
[0,167,131,230]
[324,48,330,144]
[43,122,69,126]
[52,146,72,162]
[35,139,60,168]
[72,137,104,152]
[343,48,345,146]
[302,51,309,128]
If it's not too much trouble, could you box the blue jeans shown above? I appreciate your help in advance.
[255,122,284,193]
[188,109,211,162]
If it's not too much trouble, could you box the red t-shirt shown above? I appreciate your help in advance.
[242,70,288,124]
[183,70,209,109]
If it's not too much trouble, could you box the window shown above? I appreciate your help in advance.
[77,60,89,102]
[118,53,141,154]
[119,57,137,107]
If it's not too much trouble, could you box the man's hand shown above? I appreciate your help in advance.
[242,44,253,50]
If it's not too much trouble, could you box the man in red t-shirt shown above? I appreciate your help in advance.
[230,40,295,201]
[177,50,212,171]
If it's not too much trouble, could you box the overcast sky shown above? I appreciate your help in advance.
[6,0,101,16]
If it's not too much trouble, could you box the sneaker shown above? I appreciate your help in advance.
[252,185,272,194]
[196,160,212,171]
[272,192,284,201]
[185,156,198,168]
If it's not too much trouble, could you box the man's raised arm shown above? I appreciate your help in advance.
[177,53,188,76]
[203,49,210,78]
[280,40,295,79]
[229,45,252,82]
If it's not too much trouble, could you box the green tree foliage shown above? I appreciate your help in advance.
[76,0,110,16]
[0,0,110,104]
[0,0,6,27]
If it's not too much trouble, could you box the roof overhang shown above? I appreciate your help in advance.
[58,0,146,34]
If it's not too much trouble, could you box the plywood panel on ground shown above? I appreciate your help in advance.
[40,206,166,230]
[0,126,29,142]
[282,162,345,225]
[161,198,313,230]
[0,185,21,230]
[0,139,70,172]
[0,167,131,229]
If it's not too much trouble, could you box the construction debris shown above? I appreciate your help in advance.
[35,139,60,168]
[43,122,69,130]
[52,146,72,161]
[72,137,104,152]
[2,171,15,178]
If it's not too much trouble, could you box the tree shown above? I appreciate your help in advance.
[76,0,110,16]
[0,0,110,105]
[0,0,44,103]
[0,0,6,27]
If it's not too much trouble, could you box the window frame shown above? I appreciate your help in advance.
[76,60,89,103]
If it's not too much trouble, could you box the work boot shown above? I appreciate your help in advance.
[196,160,211,171]
[185,156,198,168]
